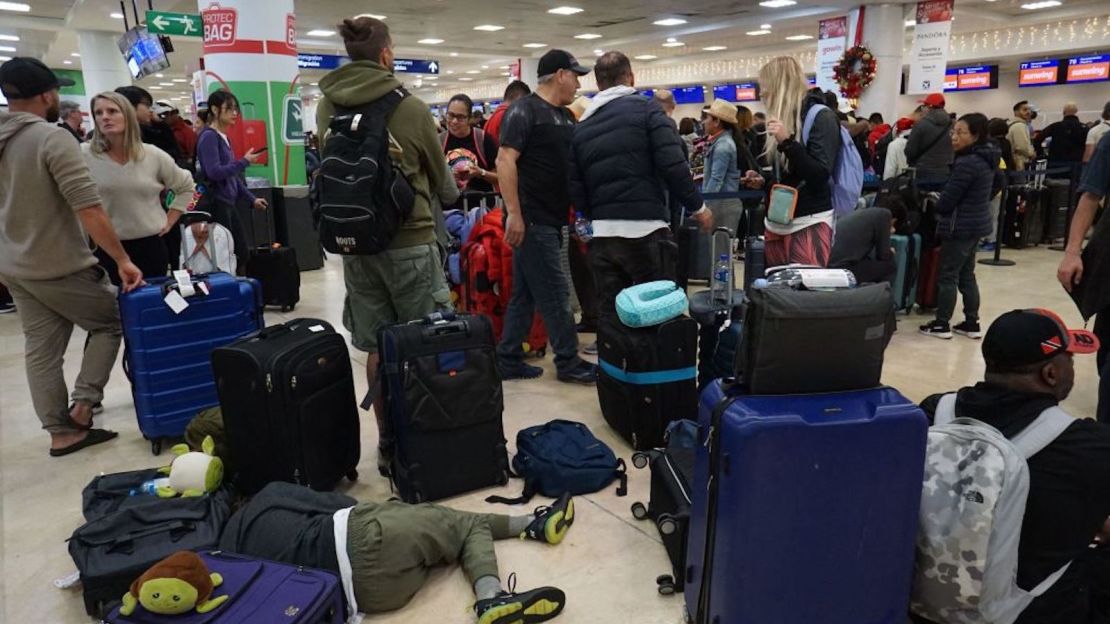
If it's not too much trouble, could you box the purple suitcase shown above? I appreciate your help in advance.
[106,550,346,624]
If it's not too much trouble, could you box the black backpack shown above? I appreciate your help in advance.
[318,87,415,255]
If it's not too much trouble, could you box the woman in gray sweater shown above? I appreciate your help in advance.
[82,91,195,284]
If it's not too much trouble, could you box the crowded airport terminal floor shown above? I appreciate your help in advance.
[2,0,1110,622]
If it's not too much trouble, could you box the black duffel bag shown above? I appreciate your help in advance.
[68,488,231,617]
[741,282,896,394]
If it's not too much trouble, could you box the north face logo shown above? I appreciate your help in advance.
[964,491,985,504]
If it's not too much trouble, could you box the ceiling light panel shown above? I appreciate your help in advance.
[357,13,386,20]
[703,45,727,51]
[418,38,444,44]
[474,25,505,31]
[746,29,772,36]
[785,34,813,41]
[548,6,583,15]
[0,3,30,12]
[662,41,685,47]
[0,45,14,52]
[759,0,796,7]
[574,33,602,39]
[109,12,123,19]
[1020,0,1060,8]
[523,43,547,48]
[653,18,687,26]
[306,30,335,37]
[634,54,658,60]
[0,34,18,42]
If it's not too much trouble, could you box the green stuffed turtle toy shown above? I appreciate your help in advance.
[119,550,228,616]
[155,435,224,498]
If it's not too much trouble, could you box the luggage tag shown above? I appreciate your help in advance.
[164,270,195,315]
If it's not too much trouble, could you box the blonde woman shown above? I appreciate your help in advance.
[82,92,195,284]
[758,56,842,266]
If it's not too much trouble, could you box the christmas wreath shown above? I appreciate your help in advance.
[833,45,877,100]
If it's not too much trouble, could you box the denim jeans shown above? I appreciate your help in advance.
[496,224,582,373]
[588,229,674,327]
[936,237,981,324]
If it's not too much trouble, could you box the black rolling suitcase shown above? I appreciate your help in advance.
[212,318,360,495]
[631,446,696,595]
[1003,160,1048,249]
[247,246,301,311]
[690,229,745,389]
[379,312,510,503]
[597,316,698,450]
[1042,177,1071,243]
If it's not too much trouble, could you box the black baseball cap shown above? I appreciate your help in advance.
[0,57,75,99]
[537,49,591,78]
[983,309,1099,371]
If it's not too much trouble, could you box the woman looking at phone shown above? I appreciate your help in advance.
[195,89,268,272]
[758,56,841,267]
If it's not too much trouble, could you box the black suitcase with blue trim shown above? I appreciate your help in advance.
[597,316,698,450]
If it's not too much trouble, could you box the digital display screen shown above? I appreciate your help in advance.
[944,65,998,91]
[672,85,706,104]
[712,83,760,102]
[117,28,170,80]
[1065,54,1109,84]
[1019,59,1061,87]
[639,88,655,99]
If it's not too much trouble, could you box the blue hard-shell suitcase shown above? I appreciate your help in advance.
[685,380,928,624]
[105,550,346,624]
[120,273,263,454]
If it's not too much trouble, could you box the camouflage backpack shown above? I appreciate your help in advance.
[911,393,1074,624]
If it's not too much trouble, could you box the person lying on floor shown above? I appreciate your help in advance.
[219,482,574,624]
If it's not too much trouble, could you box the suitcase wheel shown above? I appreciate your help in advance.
[281,304,295,313]
[656,574,676,595]
[346,469,359,482]
[631,501,649,520]
[151,439,163,456]
[632,452,650,470]
[658,515,677,536]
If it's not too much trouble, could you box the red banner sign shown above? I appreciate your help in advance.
[202,3,238,51]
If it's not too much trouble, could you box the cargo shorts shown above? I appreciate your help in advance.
[342,243,452,353]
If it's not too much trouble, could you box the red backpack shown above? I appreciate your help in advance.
[458,208,547,354]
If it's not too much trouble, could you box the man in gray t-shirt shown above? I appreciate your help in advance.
[0,58,142,456]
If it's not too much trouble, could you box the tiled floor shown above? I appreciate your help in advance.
[0,245,1099,623]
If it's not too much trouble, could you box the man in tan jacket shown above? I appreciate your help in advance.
[1008,100,1036,171]
[0,58,143,456]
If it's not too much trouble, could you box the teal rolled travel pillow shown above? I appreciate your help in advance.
[616,281,688,328]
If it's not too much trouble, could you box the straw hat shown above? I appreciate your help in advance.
[705,99,738,125]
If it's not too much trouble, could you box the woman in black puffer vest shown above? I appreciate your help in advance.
[920,113,1003,340]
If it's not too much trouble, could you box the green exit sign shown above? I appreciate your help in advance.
[146,10,202,37]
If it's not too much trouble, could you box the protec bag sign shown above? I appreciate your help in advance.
[202,3,238,50]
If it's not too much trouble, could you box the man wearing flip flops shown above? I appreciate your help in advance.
[221,482,576,624]
[0,58,143,457]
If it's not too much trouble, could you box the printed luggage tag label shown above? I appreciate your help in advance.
[309,324,326,333]
[164,290,190,315]
[172,269,196,298]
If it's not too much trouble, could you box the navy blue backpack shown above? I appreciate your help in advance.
[486,420,628,505]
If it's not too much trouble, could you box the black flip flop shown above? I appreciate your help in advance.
[50,429,118,457]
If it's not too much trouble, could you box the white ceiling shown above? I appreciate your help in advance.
[2,0,1107,106]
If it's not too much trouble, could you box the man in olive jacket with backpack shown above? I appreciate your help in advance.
[911,309,1110,624]
[315,16,451,465]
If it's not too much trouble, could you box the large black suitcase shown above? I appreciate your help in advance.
[631,446,696,596]
[68,489,231,618]
[212,318,360,495]
[742,283,895,394]
[597,316,699,450]
[677,222,711,289]
[247,245,301,311]
[275,185,325,271]
[379,312,510,503]
[1042,178,1071,243]
[1003,185,1046,249]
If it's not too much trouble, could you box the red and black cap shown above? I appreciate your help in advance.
[0,57,74,100]
[983,309,1099,370]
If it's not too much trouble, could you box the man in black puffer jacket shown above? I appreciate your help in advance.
[568,51,710,324]
[905,93,954,191]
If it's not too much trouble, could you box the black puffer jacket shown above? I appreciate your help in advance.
[773,88,841,218]
[935,141,1001,240]
[569,94,702,222]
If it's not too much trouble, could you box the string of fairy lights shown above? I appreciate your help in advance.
[426,14,1110,103]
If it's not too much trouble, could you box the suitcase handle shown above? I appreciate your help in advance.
[422,320,469,341]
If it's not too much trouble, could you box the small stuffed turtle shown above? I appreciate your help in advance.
[119,551,228,616]
[156,435,224,498]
